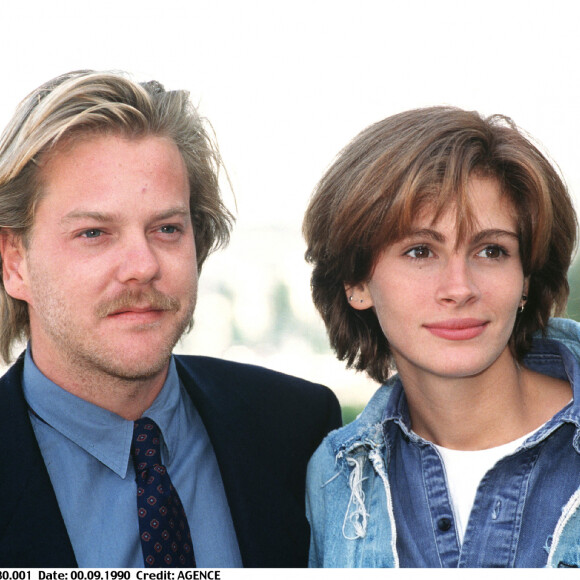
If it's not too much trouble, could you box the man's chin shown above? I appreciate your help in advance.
[80,341,177,383]
[92,358,171,384]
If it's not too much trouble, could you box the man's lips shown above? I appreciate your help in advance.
[423,319,488,340]
[107,306,167,323]
[109,306,162,315]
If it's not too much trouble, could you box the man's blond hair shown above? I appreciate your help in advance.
[0,70,233,363]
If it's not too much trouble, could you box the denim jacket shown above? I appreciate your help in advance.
[306,318,580,568]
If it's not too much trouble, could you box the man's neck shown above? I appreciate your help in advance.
[30,349,170,420]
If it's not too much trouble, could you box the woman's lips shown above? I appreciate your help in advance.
[424,319,488,340]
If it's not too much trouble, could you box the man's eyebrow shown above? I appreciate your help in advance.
[60,210,113,224]
[61,207,190,223]
[152,207,191,221]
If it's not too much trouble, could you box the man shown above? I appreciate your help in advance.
[0,70,341,568]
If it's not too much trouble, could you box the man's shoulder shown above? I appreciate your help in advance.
[175,354,330,394]
[0,357,25,410]
[175,354,342,451]
[0,355,24,380]
[174,354,341,428]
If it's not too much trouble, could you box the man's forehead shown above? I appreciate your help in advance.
[32,134,190,221]
[39,132,183,172]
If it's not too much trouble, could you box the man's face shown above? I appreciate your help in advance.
[8,134,197,386]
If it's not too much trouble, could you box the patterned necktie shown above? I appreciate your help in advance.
[131,417,196,567]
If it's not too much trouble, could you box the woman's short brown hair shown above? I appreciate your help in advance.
[303,106,577,383]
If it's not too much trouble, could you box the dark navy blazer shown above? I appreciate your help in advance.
[0,354,341,568]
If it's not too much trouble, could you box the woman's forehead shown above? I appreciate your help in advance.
[398,177,518,241]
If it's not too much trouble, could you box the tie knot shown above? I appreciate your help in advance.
[132,417,163,473]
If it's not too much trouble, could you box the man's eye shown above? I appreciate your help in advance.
[405,245,432,259]
[160,225,179,234]
[81,229,103,239]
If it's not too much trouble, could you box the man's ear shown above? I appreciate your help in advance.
[0,230,31,303]
[344,282,374,310]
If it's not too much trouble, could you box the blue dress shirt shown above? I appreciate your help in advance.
[384,339,580,567]
[22,347,242,568]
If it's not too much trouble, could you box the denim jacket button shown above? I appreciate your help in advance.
[437,517,452,532]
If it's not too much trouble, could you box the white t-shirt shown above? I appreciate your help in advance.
[433,431,535,543]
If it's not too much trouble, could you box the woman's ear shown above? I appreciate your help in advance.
[0,230,32,303]
[344,282,374,310]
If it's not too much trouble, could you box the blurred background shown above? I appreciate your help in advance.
[1,0,579,422]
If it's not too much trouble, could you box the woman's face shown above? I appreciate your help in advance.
[349,176,527,385]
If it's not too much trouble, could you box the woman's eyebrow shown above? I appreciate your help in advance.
[471,229,519,245]
[402,229,446,243]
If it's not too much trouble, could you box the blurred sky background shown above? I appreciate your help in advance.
[1,0,579,411]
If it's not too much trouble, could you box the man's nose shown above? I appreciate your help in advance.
[116,234,161,285]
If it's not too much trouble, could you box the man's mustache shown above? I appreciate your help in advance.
[95,289,180,318]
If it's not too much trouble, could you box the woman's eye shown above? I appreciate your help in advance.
[477,245,506,259]
[405,245,432,259]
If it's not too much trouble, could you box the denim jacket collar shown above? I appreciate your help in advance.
[326,381,394,458]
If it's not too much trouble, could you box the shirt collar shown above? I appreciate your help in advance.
[520,337,580,449]
[381,337,580,448]
[381,376,415,438]
[22,346,183,478]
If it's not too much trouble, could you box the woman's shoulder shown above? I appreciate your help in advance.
[311,377,401,465]
[541,317,580,353]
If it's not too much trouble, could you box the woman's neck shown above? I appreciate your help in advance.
[397,348,571,450]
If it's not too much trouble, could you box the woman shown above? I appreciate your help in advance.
[303,107,580,567]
